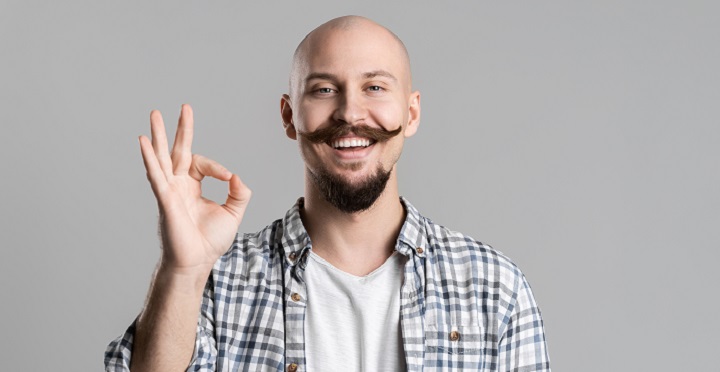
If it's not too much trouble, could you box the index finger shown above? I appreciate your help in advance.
[170,104,194,174]
[150,110,173,176]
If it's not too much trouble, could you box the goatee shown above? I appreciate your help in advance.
[309,164,392,213]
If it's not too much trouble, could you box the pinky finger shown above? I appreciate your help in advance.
[139,135,169,196]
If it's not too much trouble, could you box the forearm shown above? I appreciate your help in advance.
[130,263,212,372]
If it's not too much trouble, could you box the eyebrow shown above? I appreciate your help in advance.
[304,70,398,84]
[304,72,338,83]
[363,70,398,82]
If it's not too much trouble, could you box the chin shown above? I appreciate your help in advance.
[309,162,393,213]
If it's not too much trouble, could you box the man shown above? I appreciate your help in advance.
[106,16,550,371]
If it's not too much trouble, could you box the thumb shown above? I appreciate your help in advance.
[224,174,252,221]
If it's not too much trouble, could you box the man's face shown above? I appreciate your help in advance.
[281,21,420,212]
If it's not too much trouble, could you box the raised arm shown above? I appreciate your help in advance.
[130,104,251,371]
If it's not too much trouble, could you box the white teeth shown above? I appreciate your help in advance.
[332,138,371,149]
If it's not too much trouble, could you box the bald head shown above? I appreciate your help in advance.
[289,16,412,98]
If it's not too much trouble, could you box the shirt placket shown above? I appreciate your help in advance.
[400,248,427,371]
[284,249,309,372]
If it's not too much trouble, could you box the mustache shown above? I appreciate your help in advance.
[298,123,402,144]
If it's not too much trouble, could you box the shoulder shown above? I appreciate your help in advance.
[422,217,521,279]
[415,212,540,331]
[422,215,525,295]
[401,197,524,287]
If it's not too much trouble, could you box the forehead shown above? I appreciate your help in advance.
[296,26,409,83]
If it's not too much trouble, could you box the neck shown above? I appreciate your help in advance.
[301,168,405,276]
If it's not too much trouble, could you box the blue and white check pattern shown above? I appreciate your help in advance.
[106,198,550,371]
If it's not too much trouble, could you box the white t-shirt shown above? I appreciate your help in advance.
[305,251,407,372]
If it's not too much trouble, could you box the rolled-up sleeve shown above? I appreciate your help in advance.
[104,319,137,371]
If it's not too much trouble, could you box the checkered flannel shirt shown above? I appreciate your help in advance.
[105,197,550,371]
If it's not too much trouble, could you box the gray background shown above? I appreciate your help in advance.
[1,1,718,370]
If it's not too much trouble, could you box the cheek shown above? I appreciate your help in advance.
[297,135,330,163]
[298,100,334,131]
[369,100,406,129]
[297,138,321,167]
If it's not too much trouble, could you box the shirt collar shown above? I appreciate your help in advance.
[280,198,312,266]
[280,196,428,266]
[396,196,428,257]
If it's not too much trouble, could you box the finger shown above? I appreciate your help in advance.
[139,135,168,196]
[149,110,173,176]
[171,104,194,174]
[223,174,252,221]
[188,154,232,182]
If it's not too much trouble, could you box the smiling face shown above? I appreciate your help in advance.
[281,17,421,212]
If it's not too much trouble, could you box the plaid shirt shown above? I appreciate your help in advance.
[106,198,550,371]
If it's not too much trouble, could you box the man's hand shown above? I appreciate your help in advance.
[131,104,250,371]
[139,104,251,274]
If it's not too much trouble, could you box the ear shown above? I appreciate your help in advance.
[403,91,421,138]
[280,94,297,140]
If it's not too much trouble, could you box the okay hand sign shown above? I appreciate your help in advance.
[139,104,251,273]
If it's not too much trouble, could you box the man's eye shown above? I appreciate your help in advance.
[367,86,383,92]
[317,88,334,94]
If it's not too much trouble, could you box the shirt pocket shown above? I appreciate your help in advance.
[424,324,486,370]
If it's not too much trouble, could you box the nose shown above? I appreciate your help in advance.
[332,90,367,125]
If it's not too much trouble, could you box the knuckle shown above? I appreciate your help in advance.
[193,154,208,168]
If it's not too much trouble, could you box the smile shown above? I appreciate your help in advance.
[330,137,374,149]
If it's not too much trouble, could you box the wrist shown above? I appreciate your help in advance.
[154,262,213,294]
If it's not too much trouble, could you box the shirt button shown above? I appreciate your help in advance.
[289,252,297,262]
[291,293,301,302]
[449,330,461,341]
[287,362,298,372]
[416,247,424,254]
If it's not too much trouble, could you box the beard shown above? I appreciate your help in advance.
[308,163,392,214]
